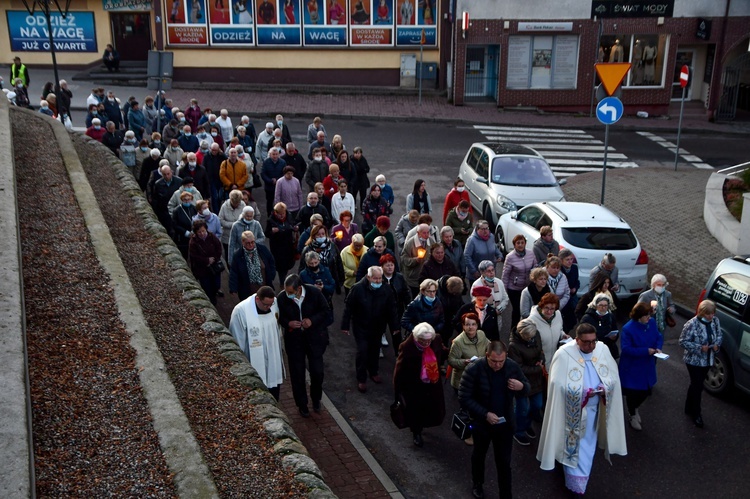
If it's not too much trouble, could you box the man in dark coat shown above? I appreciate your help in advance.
[152,165,182,235]
[103,90,123,129]
[102,121,124,155]
[459,341,530,499]
[341,267,399,393]
[177,152,209,200]
[277,274,330,417]
[229,230,276,301]
[295,192,331,231]
[202,143,227,214]
[261,146,286,215]
[284,142,308,183]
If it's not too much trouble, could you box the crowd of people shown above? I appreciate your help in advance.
[19,76,723,498]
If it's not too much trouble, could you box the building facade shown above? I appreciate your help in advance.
[1,0,449,87]
[450,0,750,120]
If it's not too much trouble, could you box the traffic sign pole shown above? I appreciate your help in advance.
[601,123,610,205]
[674,65,690,170]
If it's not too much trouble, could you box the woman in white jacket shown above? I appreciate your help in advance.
[527,292,568,365]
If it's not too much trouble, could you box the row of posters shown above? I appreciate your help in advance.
[165,0,438,47]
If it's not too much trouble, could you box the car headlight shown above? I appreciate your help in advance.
[496,194,517,212]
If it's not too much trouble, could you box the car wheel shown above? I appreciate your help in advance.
[495,226,507,257]
[704,349,733,396]
[483,203,495,231]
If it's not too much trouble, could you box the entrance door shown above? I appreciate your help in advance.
[111,13,151,61]
[465,47,487,98]
[672,49,695,100]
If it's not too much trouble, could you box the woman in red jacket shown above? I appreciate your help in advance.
[442,177,471,224]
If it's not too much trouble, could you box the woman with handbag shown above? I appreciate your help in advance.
[188,219,223,305]
[508,318,545,446]
[637,274,676,334]
[393,322,445,447]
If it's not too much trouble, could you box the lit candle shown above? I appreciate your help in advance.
[417,247,427,259]
[335,230,344,240]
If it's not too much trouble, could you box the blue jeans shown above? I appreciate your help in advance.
[515,392,543,435]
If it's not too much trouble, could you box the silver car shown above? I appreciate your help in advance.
[459,143,566,227]
[699,256,750,396]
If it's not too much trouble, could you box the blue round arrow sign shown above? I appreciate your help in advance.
[596,97,624,125]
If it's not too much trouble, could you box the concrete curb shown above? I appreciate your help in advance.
[703,172,743,254]
[73,134,337,498]
[0,89,33,499]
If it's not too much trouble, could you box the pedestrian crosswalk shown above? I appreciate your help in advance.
[474,125,639,178]
[635,131,713,169]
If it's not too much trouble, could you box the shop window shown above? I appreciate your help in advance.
[506,35,579,89]
[599,34,669,87]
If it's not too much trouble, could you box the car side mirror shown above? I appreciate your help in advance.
[558,178,567,186]
[476,176,489,185]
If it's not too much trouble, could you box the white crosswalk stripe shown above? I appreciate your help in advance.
[635,130,713,169]
[475,125,639,178]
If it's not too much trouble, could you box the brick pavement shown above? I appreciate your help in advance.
[562,167,733,310]
[278,371,391,498]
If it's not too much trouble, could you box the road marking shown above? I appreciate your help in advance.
[637,131,713,169]
[476,125,639,178]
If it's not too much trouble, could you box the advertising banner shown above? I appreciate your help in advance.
[349,0,394,46]
[6,11,97,52]
[102,0,153,10]
[256,0,303,46]
[395,0,436,46]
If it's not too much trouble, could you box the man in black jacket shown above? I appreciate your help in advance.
[459,341,529,499]
[295,192,331,231]
[277,274,331,417]
[341,266,399,393]
[202,143,227,214]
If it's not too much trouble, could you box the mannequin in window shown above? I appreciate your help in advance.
[632,39,644,85]
[643,41,657,84]
[609,39,623,63]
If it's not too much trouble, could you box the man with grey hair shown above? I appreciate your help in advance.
[152,164,182,234]
[589,253,620,293]
[255,122,275,163]
[342,266,399,393]
[402,223,432,296]
[235,115,257,145]
[138,148,162,191]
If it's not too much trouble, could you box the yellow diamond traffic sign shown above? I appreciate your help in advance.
[595,63,632,96]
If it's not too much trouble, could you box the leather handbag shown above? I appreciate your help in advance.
[390,395,408,429]
[451,410,473,439]
[209,259,225,276]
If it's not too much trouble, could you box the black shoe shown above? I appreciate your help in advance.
[413,433,423,447]
[514,434,531,446]
[526,427,537,439]
[299,406,310,418]
[472,484,484,498]
[694,415,704,428]
[217,290,225,297]
[312,400,321,413]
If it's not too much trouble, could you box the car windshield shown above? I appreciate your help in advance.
[560,227,637,250]
[491,156,558,186]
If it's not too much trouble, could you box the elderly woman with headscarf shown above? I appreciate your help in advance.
[581,292,620,359]
[453,285,500,342]
[637,273,676,335]
[393,322,445,447]
[228,206,266,266]
[229,231,276,301]
[508,318,545,446]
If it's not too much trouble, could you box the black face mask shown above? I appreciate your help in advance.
[309,266,319,272]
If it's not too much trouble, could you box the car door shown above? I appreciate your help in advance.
[505,205,544,249]
[461,146,484,210]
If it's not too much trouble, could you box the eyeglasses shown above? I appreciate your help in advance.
[577,339,597,346]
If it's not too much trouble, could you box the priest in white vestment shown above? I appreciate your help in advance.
[229,286,285,400]
[537,323,627,495]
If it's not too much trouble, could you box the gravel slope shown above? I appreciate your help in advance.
[14,109,306,497]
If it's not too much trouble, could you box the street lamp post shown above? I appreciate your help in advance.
[21,1,72,120]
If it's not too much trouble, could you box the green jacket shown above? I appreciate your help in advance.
[448,330,490,389]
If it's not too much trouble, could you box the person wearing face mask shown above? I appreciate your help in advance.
[103,91,123,129]
[442,177,471,225]
[637,274,676,335]
[361,185,392,236]
[228,206,266,266]
[307,130,327,161]
[191,200,222,239]
[464,220,503,282]
[342,266,400,393]
[472,260,509,321]
[446,200,473,247]
[453,285,499,342]
[178,152,209,199]
[188,219,223,304]
[195,139,210,165]
[178,124,200,153]
[219,147,248,195]
[142,96,158,135]
[13,78,31,108]
[161,119,180,144]
[168,176,204,216]
[275,113,292,144]
[85,104,100,128]
[401,224,433,296]
[85,117,106,142]
[236,116,258,146]
[679,300,722,428]
[118,130,138,173]
[502,235,538,330]
[299,246,336,305]
[229,231,277,301]
[102,120,124,155]
[373,174,394,207]
[139,148,162,192]
[402,279,444,342]
[38,99,54,117]
[299,224,345,292]
[276,274,331,418]
[303,147,329,193]
[215,109,234,143]
[350,146,370,204]
[340,232,368,294]
[127,101,146,141]
[134,139,151,179]
[194,125,214,150]
[185,98,201,131]
[581,293,619,359]
[558,248,580,334]
[172,190,198,258]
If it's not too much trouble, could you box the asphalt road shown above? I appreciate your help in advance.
[214,119,750,498]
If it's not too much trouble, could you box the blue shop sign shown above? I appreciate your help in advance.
[211,26,255,46]
[396,27,436,46]
[257,26,301,46]
[304,27,347,46]
[7,11,97,52]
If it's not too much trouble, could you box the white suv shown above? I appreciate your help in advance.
[496,202,649,298]
[459,143,566,227]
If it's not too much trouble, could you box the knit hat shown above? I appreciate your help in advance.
[471,286,492,298]
[376,216,391,229]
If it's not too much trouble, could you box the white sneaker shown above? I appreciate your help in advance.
[381,333,389,346]
[379,349,385,358]
[629,413,642,431]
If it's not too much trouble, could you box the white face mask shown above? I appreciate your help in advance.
[654,286,664,294]
[377,182,385,188]
[314,155,322,161]
[189,162,197,167]
[457,186,465,192]
[202,208,210,216]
